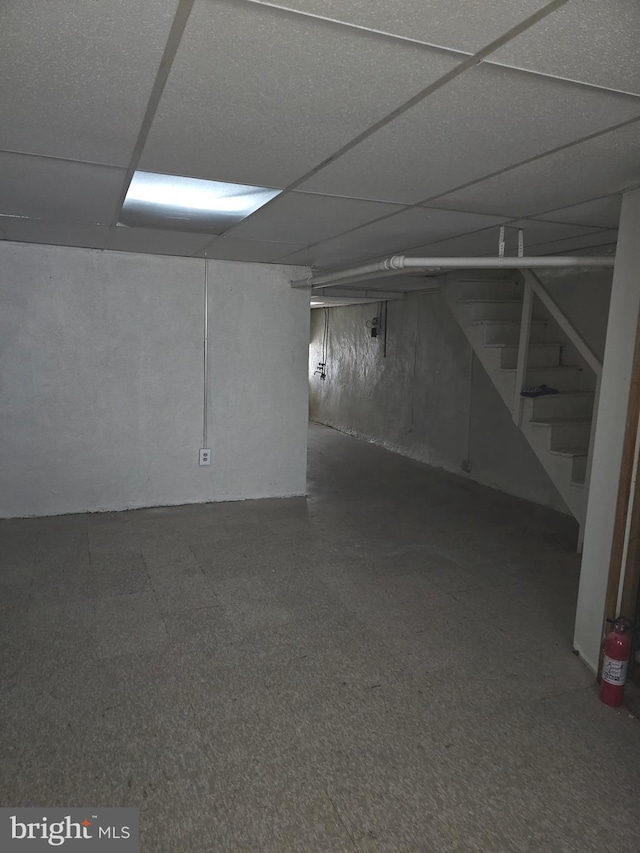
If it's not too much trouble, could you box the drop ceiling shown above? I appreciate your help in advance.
[1,0,638,270]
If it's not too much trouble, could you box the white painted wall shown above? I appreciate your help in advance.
[575,187,640,672]
[0,242,310,517]
[309,275,611,515]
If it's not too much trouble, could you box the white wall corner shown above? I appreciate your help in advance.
[574,186,640,672]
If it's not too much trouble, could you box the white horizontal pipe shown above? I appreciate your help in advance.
[291,256,406,288]
[291,254,615,290]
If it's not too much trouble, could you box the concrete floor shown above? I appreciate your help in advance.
[1,423,640,851]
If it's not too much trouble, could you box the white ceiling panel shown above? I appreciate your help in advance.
[298,63,640,204]
[507,219,602,247]
[405,229,502,258]
[249,0,552,53]
[432,121,640,218]
[107,227,212,257]
[491,0,640,96]
[0,0,180,166]
[402,217,598,257]
[0,217,109,250]
[139,0,460,188]
[404,220,617,260]
[276,210,594,268]
[536,195,622,229]
[528,230,619,256]
[277,243,380,269]
[229,192,402,244]
[0,152,127,224]
[324,206,509,253]
[198,238,305,263]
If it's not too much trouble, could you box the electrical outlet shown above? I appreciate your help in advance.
[199,448,211,466]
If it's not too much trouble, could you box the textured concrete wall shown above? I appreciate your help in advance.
[309,294,472,472]
[0,241,310,517]
[309,279,611,513]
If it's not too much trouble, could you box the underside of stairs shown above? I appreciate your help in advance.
[443,271,597,523]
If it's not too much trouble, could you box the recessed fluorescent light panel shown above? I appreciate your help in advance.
[120,171,281,234]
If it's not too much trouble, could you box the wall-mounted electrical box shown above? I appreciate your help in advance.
[199,448,211,466]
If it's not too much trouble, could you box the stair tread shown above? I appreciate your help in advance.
[484,341,564,349]
[501,365,582,373]
[459,298,522,304]
[471,319,547,325]
[549,447,589,458]
[455,277,520,281]
[530,417,591,426]
[525,391,594,399]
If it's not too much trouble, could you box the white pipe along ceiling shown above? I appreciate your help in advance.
[291,254,615,290]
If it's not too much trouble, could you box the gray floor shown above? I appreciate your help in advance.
[2,423,640,851]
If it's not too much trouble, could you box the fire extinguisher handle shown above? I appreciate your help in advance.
[605,617,635,631]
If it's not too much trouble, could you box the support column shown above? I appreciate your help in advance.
[574,186,640,672]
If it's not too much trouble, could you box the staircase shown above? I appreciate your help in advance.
[443,270,600,524]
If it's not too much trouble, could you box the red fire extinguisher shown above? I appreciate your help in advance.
[600,617,632,707]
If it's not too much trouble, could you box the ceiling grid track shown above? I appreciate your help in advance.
[1,0,636,263]
[198,0,573,254]
[106,0,198,242]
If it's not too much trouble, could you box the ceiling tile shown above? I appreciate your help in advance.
[278,206,524,267]
[0,0,180,166]
[0,217,109,250]
[536,195,622,229]
[491,0,640,95]
[528,230,619,256]
[198,238,305,263]
[432,121,640,218]
[252,0,550,53]
[139,0,460,187]
[405,221,616,259]
[277,244,378,269]
[405,229,502,258]
[326,206,509,253]
[298,63,640,204]
[412,219,597,255]
[106,227,212,257]
[507,219,602,248]
[229,192,402,244]
[0,152,127,223]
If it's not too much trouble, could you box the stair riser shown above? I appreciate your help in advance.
[521,368,585,393]
[499,345,562,369]
[482,322,549,345]
[573,456,588,484]
[470,303,524,321]
[467,302,548,322]
[527,395,595,420]
[456,283,523,301]
[520,422,587,519]
[545,423,592,452]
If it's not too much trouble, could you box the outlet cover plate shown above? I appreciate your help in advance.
[199,448,211,466]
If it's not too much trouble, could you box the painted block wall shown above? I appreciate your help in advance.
[309,277,611,514]
[0,241,310,517]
